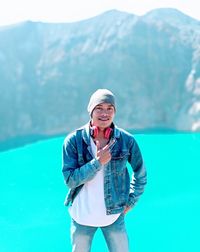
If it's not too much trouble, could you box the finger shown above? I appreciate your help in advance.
[107,139,116,149]
[95,140,101,150]
[124,206,131,214]
[102,139,116,151]
[102,144,110,151]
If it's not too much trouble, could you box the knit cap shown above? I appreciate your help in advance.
[87,89,116,116]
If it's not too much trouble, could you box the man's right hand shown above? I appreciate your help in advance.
[96,140,112,165]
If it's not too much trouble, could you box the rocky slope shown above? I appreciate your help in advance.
[0,8,200,145]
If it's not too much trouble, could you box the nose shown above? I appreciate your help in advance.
[100,109,110,115]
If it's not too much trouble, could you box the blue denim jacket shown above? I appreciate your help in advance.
[62,122,147,215]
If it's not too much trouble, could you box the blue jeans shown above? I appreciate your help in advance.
[70,214,129,252]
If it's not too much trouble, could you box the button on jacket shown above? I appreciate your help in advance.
[62,123,147,215]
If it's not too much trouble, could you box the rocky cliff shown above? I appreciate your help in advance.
[0,8,200,145]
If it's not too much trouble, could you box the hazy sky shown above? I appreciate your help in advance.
[0,0,200,26]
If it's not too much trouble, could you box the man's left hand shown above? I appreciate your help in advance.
[124,206,131,214]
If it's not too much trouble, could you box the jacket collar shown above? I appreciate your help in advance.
[82,121,120,146]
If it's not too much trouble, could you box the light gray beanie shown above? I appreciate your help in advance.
[87,89,116,116]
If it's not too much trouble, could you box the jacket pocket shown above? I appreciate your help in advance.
[111,151,129,174]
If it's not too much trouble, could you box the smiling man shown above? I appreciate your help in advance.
[62,89,147,252]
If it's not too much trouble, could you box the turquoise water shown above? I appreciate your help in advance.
[0,133,200,252]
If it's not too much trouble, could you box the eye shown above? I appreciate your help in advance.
[107,107,114,112]
[95,107,103,113]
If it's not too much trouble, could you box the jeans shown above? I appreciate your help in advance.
[70,214,129,252]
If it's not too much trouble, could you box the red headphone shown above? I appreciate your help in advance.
[90,125,113,139]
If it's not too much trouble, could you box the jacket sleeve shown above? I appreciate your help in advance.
[127,139,147,208]
[62,136,101,189]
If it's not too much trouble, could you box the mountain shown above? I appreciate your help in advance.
[0,8,200,147]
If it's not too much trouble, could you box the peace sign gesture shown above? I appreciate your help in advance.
[96,139,115,165]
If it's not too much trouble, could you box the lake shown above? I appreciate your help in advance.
[0,133,200,252]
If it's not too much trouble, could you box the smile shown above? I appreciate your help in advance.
[98,118,110,121]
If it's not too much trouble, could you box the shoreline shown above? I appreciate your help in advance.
[0,128,198,152]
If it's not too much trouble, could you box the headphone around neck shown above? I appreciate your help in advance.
[90,125,113,139]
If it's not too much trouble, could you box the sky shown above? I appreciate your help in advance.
[0,0,200,27]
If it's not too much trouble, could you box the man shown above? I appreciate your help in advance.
[62,89,147,252]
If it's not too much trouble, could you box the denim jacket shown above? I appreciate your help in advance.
[62,122,147,215]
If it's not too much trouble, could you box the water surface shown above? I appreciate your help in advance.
[0,133,200,252]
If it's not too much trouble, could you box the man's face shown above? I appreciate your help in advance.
[91,103,115,129]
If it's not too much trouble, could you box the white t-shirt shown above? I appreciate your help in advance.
[69,138,120,227]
